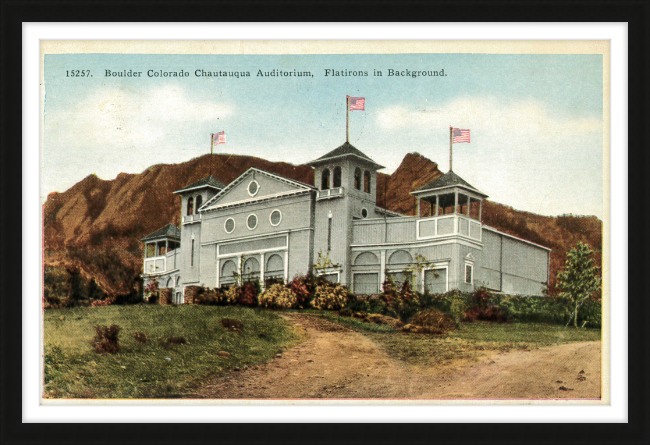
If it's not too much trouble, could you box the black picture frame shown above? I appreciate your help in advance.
[2,1,648,444]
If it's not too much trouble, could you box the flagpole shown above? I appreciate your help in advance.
[210,133,214,176]
[449,126,453,172]
[346,96,350,143]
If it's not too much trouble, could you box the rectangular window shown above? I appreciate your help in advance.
[424,268,448,294]
[145,244,156,258]
[321,273,339,284]
[386,271,414,290]
[191,239,195,267]
[353,273,379,295]
[327,216,332,252]
[465,264,473,284]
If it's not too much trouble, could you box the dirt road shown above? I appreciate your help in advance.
[190,314,601,400]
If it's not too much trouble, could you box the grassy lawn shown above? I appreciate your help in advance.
[44,305,299,399]
[304,310,601,367]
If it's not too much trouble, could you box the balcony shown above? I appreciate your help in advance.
[143,256,166,275]
[182,213,202,224]
[316,187,344,201]
[416,214,482,241]
[352,214,482,245]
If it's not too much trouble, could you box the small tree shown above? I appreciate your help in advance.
[312,250,339,276]
[556,242,601,328]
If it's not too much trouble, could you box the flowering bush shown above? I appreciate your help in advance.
[311,283,350,310]
[287,275,313,308]
[91,297,116,307]
[225,282,259,307]
[194,288,227,305]
[259,284,299,309]
[144,279,159,294]
[144,279,159,303]
[224,285,240,305]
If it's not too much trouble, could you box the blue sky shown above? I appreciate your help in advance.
[43,53,604,218]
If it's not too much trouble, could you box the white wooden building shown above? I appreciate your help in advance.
[142,142,550,302]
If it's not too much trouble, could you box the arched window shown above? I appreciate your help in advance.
[220,260,237,286]
[243,257,260,282]
[364,171,371,193]
[321,169,330,190]
[333,166,342,188]
[354,251,380,266]
[166,277,173,288]
[187,197,194,216]
[387,250,415,291]
[354,167,361,190]
[176,276,181,286]
[195,195,203,211]
[388,250,413,266]
[265,254,284,280]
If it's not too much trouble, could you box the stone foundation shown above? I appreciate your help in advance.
[159,288,172,306]
[184,285,202,304]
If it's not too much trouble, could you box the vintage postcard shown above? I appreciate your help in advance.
[40,40,608,404]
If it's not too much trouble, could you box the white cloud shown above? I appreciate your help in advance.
[47,85,232,151]
[372,97,604,218]
[43,85,233,195]
[376,97,601,141]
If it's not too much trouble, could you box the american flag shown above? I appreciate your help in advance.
[212,131,226,145]
[452,128,470,143]
[348,96,365,111]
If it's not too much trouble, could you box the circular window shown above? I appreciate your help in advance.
[270,209,282,226]
[247,180,259,197]
[247,214,258,230]
[361,208,368,218]
[224,218,235,233]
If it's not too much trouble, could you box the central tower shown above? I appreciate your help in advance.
[308,142,384,285]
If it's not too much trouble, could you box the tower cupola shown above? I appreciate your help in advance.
[410,171,487,221]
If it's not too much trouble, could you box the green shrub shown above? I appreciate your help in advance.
[464,287,508,323]
[577,298,602,328]
[259,284,299,309]
[44,346,65,385]
[346,294,385,314]
[496,295,571,325]
[448,292,469,328]
[43,267,71,306]
[379,277,420,321]
[194,288,227,306]
[311,283,350,310]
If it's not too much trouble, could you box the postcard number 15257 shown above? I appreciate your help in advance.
[66,70,92,77]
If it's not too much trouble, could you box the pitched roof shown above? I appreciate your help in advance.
[174,175,226,194]
[308,142,385,169]
[412,171,487,197]
[200,167,315,211]
[141,224,181,241]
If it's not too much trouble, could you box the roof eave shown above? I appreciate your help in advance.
[410,185,488,199]
[307,153,385,169]
[173,184,224,194]
[140,235,181,242]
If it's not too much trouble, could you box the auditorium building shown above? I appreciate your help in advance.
[141,142,550,304]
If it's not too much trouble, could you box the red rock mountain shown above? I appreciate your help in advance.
[43,153,601,296]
